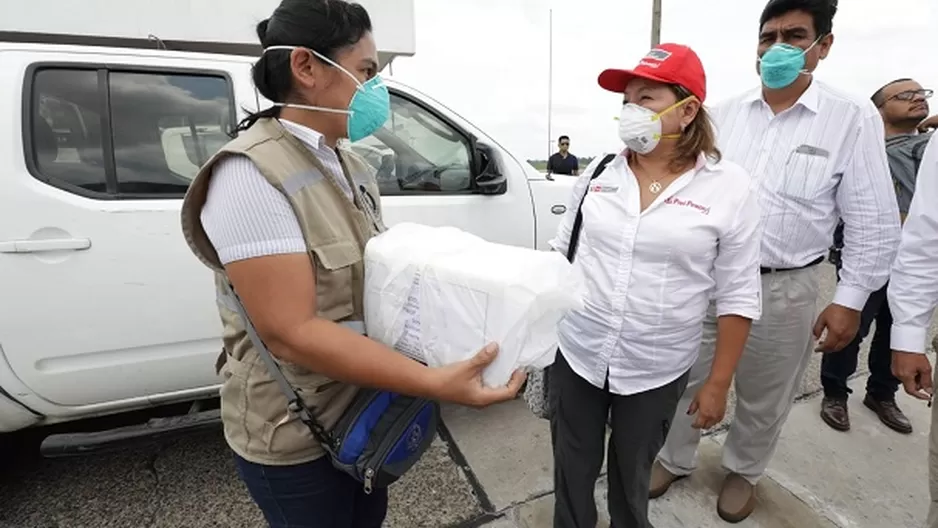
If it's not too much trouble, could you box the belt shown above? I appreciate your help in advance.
[760,256,824,275]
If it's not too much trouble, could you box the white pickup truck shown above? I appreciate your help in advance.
[0,6,576,454]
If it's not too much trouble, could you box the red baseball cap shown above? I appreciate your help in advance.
[598,43,707,102]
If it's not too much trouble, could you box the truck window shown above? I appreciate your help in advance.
[26,66,234,198]
[353,93,474,195]
[29,69,109,193]
[109,72,231,194]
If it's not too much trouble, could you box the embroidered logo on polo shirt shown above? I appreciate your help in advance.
[664,195,710,215]
[590,184,620,193]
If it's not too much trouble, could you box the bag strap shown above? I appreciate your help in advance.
[221,281,337,450]
[565,153,617,263]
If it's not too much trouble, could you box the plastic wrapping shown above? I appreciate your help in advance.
[363,223,585,388]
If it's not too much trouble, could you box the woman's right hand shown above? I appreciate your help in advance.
[429,343,527,407]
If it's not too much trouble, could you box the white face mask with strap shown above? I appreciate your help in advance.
[616,96,695,154]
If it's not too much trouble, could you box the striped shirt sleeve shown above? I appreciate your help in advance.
[200,154,306,265]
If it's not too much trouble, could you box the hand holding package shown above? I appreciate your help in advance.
[363,223,585,388]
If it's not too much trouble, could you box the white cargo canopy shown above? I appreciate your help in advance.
[0,0,415,69]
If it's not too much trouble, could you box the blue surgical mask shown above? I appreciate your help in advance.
[263,46,390,142]
[758,38,821,90]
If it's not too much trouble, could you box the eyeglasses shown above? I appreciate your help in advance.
[559,142,570,146]
[887,89,933,103]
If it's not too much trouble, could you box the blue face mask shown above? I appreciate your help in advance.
[263,46,390,142]
[343,75,390,142]
[758,38,821,90]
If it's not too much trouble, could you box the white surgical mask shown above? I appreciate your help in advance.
[617,97,693,154]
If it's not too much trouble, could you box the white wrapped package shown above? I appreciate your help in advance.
[363,223,585,388]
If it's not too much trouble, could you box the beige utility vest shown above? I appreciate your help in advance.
[180,118,385,465]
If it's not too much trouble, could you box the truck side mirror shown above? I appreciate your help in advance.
[472,142,508,195]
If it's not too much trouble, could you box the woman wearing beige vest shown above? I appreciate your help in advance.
[178,1,525,526]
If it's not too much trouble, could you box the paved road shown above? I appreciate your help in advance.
[2,263,934,527]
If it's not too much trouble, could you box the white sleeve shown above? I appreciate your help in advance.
[888,134,938,354]
[834,105,902,310]
[712,183,763,320]
[200,155,307,265]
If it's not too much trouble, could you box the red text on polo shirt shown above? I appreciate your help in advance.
[664,195,711,215]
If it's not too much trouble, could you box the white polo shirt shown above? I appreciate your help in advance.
[550,151,763,395]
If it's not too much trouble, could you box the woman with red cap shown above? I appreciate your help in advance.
[546,43,763,527]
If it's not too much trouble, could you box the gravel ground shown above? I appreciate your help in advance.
[0,431,483,528]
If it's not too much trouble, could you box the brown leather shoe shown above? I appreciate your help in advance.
[717,473,756,523]
[820,397,850,432]
[649,460,686,499]
[863,395,913,434]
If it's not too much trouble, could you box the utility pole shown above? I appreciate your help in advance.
[651,0,662,47]
[547,8,553,164]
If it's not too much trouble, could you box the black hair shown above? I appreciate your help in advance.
[872,78,914,107]
[759,0,838,38]
[233,0,373,134]
[558,135,570,142]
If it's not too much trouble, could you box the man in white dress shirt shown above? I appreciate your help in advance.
[820,79,933,435]
[888,132,938,528]
[651,0,902,522]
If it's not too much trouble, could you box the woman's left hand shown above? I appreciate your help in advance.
[687,380,729,430]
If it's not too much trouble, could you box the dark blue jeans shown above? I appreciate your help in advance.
[820,278,900,401]
[235,453,388,528]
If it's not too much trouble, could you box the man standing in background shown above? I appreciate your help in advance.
[821,79,933,435]
[652,0,902,522]
[547,135,579,175]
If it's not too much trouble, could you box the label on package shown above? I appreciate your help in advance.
[393,272,425,363]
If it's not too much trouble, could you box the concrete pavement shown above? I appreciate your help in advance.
[465,382,930,528]
[4,385,928,528]
[1,263,935,527]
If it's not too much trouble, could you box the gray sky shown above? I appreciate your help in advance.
[390,0,937,161]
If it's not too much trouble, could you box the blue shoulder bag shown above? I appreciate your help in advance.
[223,282,440,494]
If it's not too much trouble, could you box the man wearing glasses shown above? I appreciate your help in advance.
[547,135,579,176]
[822,79,933,434]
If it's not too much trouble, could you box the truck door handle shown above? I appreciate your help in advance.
[0,238,92,253]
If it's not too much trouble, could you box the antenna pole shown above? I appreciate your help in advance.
[547,8,554,163]
[651,0,662,47]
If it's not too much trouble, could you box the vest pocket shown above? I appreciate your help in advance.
[311,240,362,322]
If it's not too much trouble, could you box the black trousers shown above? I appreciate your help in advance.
[820,277,900,401]
[550,351,690,528]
